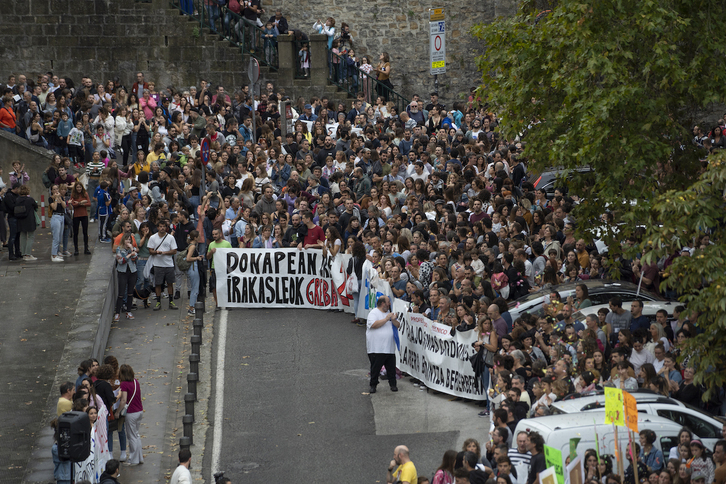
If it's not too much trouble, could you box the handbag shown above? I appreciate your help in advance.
[13,204,27,217]
[176,250,192,272]
[120,380,137,417]
[34,210,41,227]
[346,274,358,294]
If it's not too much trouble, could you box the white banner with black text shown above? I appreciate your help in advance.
[393,299,486,400]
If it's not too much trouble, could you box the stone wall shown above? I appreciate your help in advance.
[0,0,252,94]
[274,0,518,103]
[0,0,517,106]
[0,130,54,202]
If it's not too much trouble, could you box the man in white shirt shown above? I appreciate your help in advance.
[148,219,179,311]
[366,296,400,394]
[170,449,192,484]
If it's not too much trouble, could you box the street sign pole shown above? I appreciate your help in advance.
[429,8,446,92]
[248,58,260,144]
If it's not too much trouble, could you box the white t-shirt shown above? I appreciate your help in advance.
[366,308,396,354]
[148,232,177,267]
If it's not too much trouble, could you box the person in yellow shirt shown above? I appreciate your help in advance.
[146,142,168,166]
[130,150,151,179]
[56,381,74,416]
[387,445,417,484]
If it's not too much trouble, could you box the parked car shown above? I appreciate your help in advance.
[530,167,594,199]
[513,411,683,465]
[507,280,666,322]
[573,301,678,326]
[550,390,725,450]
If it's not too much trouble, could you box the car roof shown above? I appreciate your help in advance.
[516,410,681,432]
[509,280,663,308]
[552,391,682,414]
[574,301,677,319]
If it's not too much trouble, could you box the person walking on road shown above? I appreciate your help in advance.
[366,295,400,394]
[170,449,192,484]
[148,219,179,311]
[207,228,231,310]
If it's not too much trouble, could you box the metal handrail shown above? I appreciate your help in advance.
[328,49,408,114]
[170,0,278,71]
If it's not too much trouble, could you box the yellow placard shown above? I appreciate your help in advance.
[623,391,638,433]
[604,387,624,426]
[430,8,445,21]
[431,61,445,69]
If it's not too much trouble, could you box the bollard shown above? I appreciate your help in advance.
[183,414,194,445]
[193,316,203,339]
[187,372,198,400]
[195,300,205,314]
[180,436,191,451]
[189,353,200,375]
[184,393,195,417]
[191,335,201,355]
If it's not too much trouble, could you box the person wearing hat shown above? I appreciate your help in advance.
[122,185,141,212]
[299,103,317,122]
[691,473,707,484]
[688,440,715,484]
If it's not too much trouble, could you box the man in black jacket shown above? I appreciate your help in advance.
[3,182,21,260]
[269,10,288,34]
[99,459,121,484]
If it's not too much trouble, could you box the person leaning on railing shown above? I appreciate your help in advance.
[374,52,393,102]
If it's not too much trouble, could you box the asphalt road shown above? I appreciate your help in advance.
[0,230,94,483]
[204,307,491,484]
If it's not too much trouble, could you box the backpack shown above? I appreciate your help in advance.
[42,171,52,189]
[175,251,192,272]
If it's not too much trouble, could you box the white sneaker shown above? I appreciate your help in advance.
[51,256,64,262]
[119,451,127,462]
[24,255,38,261]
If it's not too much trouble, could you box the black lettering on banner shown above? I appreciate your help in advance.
[257,275,265,302]
[228,276,241,302]
[295,277,305,305]
[250,253,260,274]
[281,277,289,303]
[265,277,275,303]
[239,253,248,272]
[262,253,273,274]
[226,252,239,274]
[307,252,317,276]
[297,253,306,274]
[320,254,331,278]
[275,251,285,274]
[249,277,259,303]
[240,275,249,303]
[287,252,296,274]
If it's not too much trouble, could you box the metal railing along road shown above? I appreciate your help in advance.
[328,49,408,114]
[170,0,279,71]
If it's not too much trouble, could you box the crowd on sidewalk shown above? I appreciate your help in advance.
[3,11,726,483]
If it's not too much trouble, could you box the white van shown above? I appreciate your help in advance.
[512,411,683,465]
[550,392,724,450]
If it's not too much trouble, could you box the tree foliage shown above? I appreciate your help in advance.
[472,0,726,398]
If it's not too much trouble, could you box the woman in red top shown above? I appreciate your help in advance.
[70,181,92,255]
[117,364,144,466]
[0,96,17,133]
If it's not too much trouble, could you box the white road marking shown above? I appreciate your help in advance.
[211,308,228,480]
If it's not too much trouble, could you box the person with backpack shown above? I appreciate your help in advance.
[179,230,204,316]
[114,232,138,322]
[96,181,112,243]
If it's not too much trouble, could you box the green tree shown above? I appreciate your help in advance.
[472,0,726,398]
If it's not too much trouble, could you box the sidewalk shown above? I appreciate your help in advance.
[102,287,214,483]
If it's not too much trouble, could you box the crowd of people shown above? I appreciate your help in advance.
[383,429,726,484]
[2,11,724,484]
[52,356,144,483]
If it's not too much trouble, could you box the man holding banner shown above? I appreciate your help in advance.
[366,296,400,394]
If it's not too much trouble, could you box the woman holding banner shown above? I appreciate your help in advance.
[323,227,343,258]
[347,241,366,326]
[474,317,498,417]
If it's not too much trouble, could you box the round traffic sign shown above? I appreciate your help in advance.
[248,58,260,83]
[200,138,210,164]
[434,35,442,51]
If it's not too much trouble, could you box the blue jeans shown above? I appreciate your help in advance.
[187,262,200,308]
[206,5,220,32]
[189,195,200,221]
[135,260,151,292]
[107,419,126,452]
[51,214,64,256]
[87,177,99,219]
[180,0,193,14]
[481,368,491,410]
[352,279,362,319]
